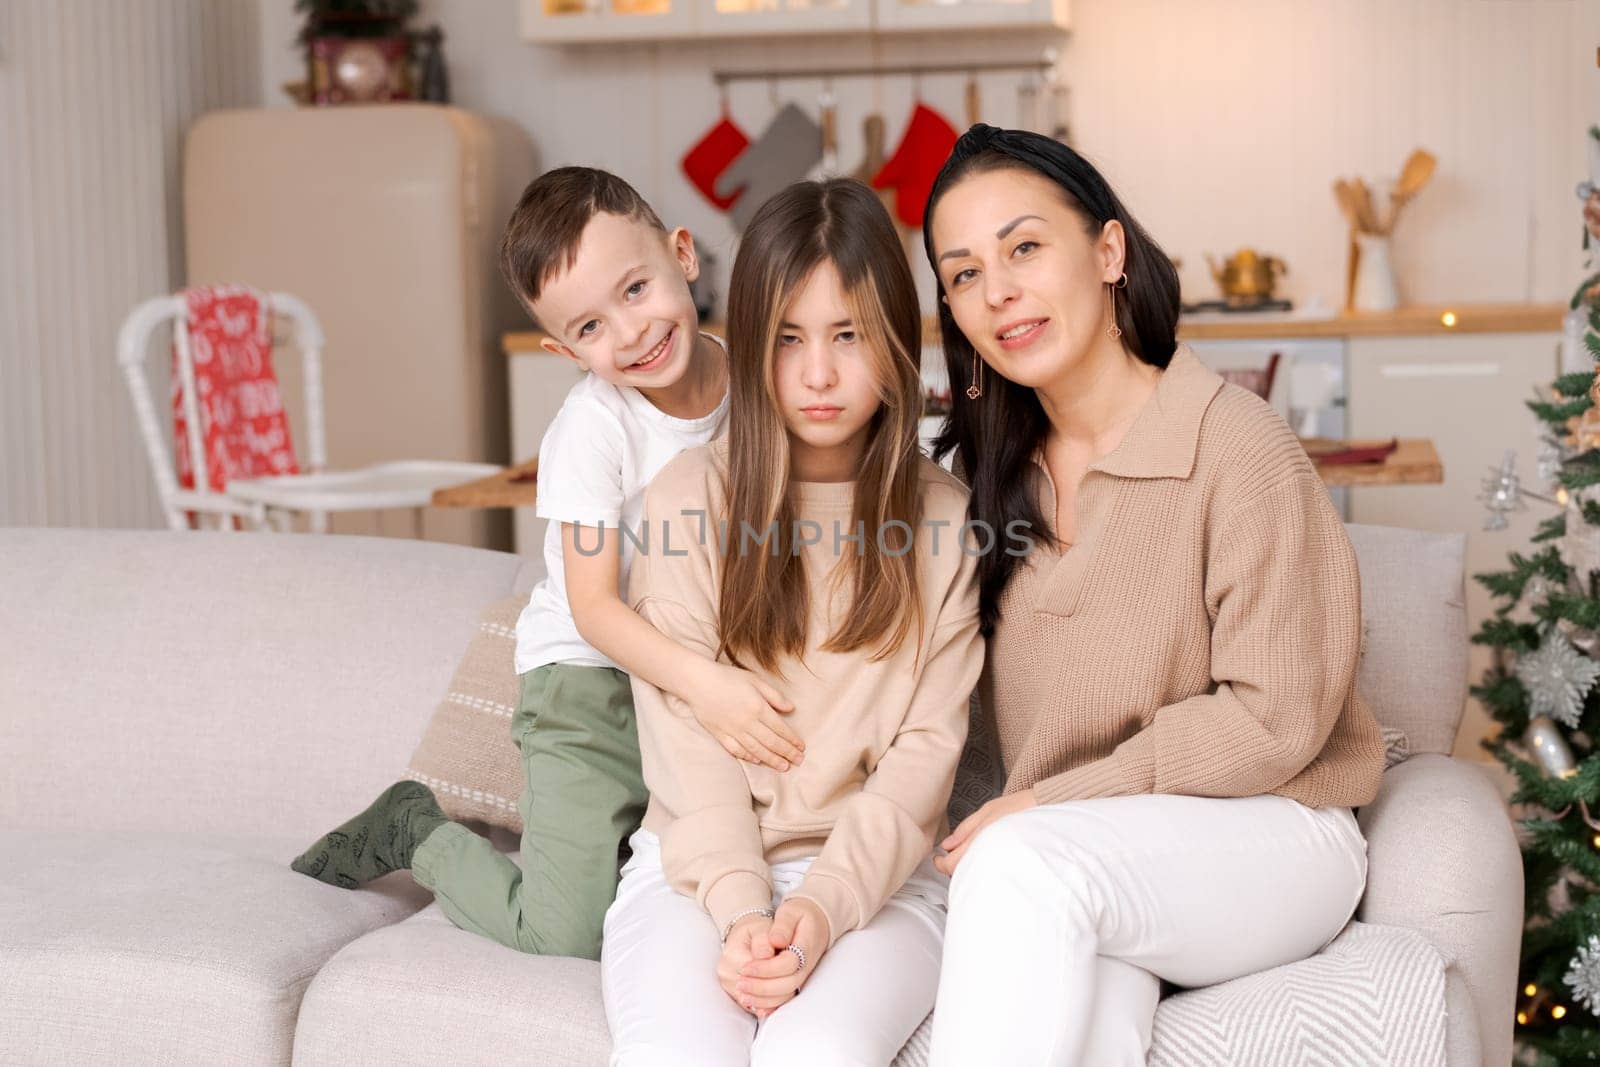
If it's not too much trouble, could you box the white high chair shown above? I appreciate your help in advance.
[117,290,501,533]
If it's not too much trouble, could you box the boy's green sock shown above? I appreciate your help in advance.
[290,780,447,889]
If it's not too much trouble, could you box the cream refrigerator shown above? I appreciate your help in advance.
[184,105,535,549]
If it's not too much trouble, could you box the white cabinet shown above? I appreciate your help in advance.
[521,0,1063,40]
[1345,331,1561,761]
[874,0,1067,32]
[697,0,871,37]
[509,351,587,555]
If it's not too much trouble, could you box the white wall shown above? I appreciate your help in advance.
[1,0,262,528]
[259,0,1600,313]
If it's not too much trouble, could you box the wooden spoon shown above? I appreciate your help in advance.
[1395,149,1437,200]
[1351,177,1379,233]
[1381,148,1437,232]
[1332,179,1363,231]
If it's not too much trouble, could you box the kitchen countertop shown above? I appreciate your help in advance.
[503,302,1565,354]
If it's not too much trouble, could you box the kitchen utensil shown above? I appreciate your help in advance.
[714,103,823,230]
[872,101,959,228]
[680,98,749,211]
[1353,232,1399,311]
[1206,248,1288,307]
[1350,177,1378,233]
[1379,148,1436,232]
[819,86,839,173]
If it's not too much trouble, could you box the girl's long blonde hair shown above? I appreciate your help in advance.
[718,178,925,673]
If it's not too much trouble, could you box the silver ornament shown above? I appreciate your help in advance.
[1526,715,1579,777]
[1568,934,1600,1016]
[1480,451,1525,532]
[1516,633,1600,728]
[1539,437,1569,486]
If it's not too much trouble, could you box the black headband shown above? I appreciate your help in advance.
[933,124,1115,227]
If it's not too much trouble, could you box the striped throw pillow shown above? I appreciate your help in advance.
[405,595,526,833]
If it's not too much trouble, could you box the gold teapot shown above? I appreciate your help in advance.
[1206,249,1288,307]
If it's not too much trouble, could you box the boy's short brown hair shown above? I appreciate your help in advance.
[498,167,666,326]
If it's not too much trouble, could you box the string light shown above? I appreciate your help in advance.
[1553,1004,1569,1020]
[1518,1011,1530,1025]
[1527,983,1539,997]
[1441,310,1459,328]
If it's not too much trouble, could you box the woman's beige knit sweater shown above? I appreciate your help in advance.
[983,344,1386,809]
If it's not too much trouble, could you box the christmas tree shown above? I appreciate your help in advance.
[1476,126,1600,1064]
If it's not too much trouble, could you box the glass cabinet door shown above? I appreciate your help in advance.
[522,0,696,42]
[696,0,870,36]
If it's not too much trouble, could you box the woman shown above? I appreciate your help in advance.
[921,125,1386,1065]
[601,178,982,1066]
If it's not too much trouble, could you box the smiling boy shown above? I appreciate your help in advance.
[291,167,802,960]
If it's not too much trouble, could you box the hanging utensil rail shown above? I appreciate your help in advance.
[711,51,1058,87]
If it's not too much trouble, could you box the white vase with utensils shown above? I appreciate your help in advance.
[1353,232,1399,312]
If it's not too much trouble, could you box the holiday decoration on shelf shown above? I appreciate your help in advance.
[1480,124,1600,1061]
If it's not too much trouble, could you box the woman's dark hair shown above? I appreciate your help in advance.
[920,125,1181,634]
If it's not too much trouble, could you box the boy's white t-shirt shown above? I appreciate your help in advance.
[514,339,729,676]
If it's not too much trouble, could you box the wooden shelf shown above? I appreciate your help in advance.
[505,303,1563,355]
[429,438,1433,511]
[1178,303,1563,341]
[1309,438,1443,488]
[431,457,539,509]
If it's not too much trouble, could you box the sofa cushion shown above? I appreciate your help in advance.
[891,921,1448,1066]
[405,595,527,834]
[0,830,428,1066]
[1344,524,1468,757]
[292,902,610,1066]
[0,528,523,841]
[296,911,1445,1066]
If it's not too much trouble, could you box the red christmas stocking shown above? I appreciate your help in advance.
[681,114,750,211]
[872,102,959,228]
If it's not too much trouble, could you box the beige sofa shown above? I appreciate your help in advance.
[0,526,1520,1065]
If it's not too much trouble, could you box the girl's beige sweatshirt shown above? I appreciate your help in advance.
[627,441,982,943]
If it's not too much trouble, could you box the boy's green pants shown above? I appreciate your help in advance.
[411,663,646,960]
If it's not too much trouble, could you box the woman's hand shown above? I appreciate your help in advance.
[717,913,777,1013]
[934,788,1039,876]
[733,896,831,1018]
[685,661,803,772]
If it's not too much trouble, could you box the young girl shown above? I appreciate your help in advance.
[601,178,983,1065]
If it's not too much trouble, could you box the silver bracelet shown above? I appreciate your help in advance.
[721,906,775,943]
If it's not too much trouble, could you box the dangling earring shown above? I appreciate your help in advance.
[967,349,983,400]
[1106,272,1128,340]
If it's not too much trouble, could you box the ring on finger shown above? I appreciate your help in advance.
[784,944,806,972]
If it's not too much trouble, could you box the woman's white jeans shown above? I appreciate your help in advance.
[929,793,1368,1067]
[602,828,948,1067]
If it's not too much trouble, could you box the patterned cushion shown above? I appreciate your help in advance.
[948,690,1004,826]
[405,596,526,833]
[891,922,1448,1066]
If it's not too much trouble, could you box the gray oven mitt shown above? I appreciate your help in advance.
[715,103,823,230]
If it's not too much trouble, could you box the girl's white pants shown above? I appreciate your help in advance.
[602,828,948,1067]
[929,793,1368,1067]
